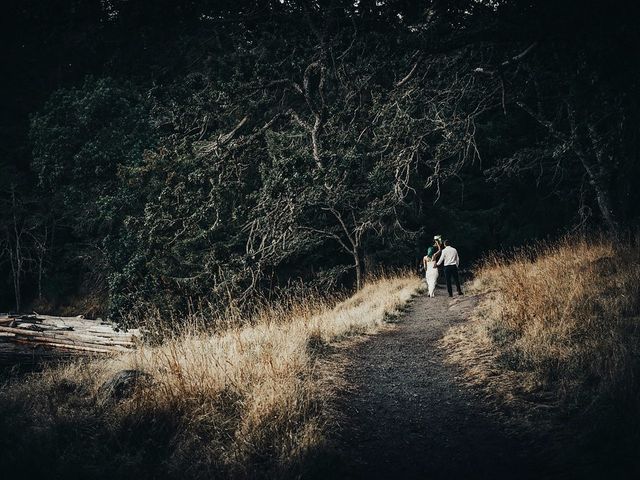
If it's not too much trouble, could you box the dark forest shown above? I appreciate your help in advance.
[2,0,639,319]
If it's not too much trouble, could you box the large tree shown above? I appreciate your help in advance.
[5,0,640,316]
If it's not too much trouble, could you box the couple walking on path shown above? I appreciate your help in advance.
[423,236,463,298]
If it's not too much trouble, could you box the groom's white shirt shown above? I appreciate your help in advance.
[437,246,459,267]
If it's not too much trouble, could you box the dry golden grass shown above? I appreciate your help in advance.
[0,273,422,479]
[443,237,640,415]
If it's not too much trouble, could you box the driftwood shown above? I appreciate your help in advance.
[0,313,140,366]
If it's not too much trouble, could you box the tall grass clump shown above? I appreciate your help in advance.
[469,236,640,409]
[0,273,421,479]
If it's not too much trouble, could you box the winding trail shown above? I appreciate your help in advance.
[328,290,552,479]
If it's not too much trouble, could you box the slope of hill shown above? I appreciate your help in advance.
[443,237,640,477]
[0,274,421,479]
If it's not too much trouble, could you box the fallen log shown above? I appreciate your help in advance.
[12,334,133,351]
[0,313,141,366]
[15,323,74,332]
[14,339,120,354]
[0,326,136,347]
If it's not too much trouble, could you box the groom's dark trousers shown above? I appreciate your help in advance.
[444,265,463,296]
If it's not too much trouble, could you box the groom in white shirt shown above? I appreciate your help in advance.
[436,239,463,297]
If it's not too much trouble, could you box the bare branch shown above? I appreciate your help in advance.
[474,42,538,75]
[322,206,357,249]
[395,59,421,87]
[502,42,538,67]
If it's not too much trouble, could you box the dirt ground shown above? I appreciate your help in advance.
[320,288,567,479]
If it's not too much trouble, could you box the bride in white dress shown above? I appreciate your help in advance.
[425,259,439,297]
[423,240,441,297]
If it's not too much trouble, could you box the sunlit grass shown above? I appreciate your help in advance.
[0,273,422,478]
[444,237,640,410]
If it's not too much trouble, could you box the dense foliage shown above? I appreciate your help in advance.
[2,1,639,321]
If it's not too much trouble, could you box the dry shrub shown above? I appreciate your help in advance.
[450,237,640,410]
[0,273,421,479]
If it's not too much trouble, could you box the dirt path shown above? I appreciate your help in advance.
[326,290,555,479]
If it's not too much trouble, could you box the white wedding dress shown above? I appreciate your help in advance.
[425,260,438,297]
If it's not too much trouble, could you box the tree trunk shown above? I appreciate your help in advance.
[573,140,620,236]
[9,189,22,312]
[587,170,620,235]
[572,142,619,234]
[353,249,364,290]
[586,122,621,236]
[567,102,621,236]
[9,248,21,313]
[38,257,43,300]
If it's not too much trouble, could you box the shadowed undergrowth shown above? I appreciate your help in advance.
[0,274,421,479]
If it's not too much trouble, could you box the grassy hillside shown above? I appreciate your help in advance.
[443,237,640,471]
[0,274,422,479]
